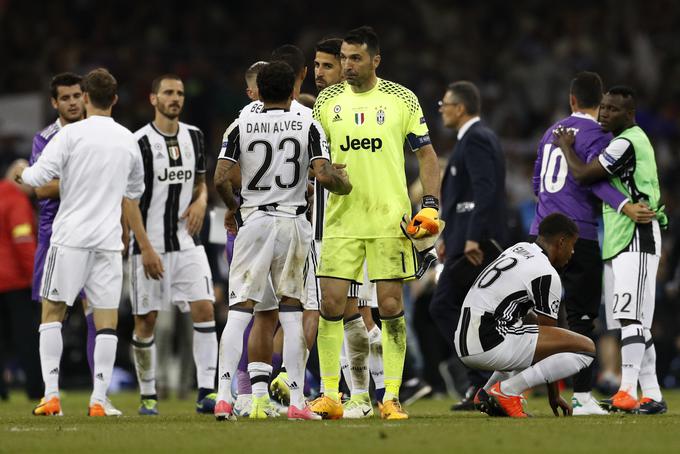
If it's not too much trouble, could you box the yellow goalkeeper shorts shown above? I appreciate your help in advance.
[317,237,416,283]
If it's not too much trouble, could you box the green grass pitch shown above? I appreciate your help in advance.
[2,390,679,453]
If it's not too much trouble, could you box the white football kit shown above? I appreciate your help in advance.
[21,115,144,309]
[219,106,330,310]
[129,122,214,315]
[455,242,562,371]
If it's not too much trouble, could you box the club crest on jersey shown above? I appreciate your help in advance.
[354,112,365,125]
[333,104,341,113]
[168,145,181,160]
[376,109,385,125]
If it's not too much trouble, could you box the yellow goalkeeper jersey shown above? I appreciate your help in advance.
[312,78,431,239]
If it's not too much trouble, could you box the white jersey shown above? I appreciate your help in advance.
[457,242,562,356]
[22,115,144,251]
[132,122,206,254]
[239,99,312,118]
[218,107,329,215]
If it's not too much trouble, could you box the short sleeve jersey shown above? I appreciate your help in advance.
[459,242,562,354]
[312,79,431,239]
[218,107,329,214]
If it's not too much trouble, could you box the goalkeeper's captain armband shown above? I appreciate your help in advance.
[406,195,440,238]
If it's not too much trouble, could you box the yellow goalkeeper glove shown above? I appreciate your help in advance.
[406,195,441,239]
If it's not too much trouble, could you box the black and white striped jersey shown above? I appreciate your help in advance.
[457,242,562,356]
[132,122,206,254]
[218,107,329,214]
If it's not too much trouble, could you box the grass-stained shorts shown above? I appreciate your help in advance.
[317,237,415,283]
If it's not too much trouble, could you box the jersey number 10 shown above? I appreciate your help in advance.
[539,144,568,193]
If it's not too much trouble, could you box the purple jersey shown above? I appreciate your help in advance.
[530,113,627,241]
[30,120,62,300]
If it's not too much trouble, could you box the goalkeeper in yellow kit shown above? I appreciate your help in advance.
[310,26,441,420]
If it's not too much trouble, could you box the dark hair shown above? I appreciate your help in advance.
[570,72,603,109]
[344,26,380,56]
[151,74,182,94]
[271,45,306,76]
[83,68,117,109]
[606,85,637,110]
[538,213,579,239]
[257,61,295,103]
[447,81,481,116]
[50,72,83,99]
[315,38,342,57]
[245,61,268,84]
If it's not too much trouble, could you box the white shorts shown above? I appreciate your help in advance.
[357,263,377,309]
[302,240,321,311]
[604,252,659,330]
[41,245,122,310]
[229,213,311,311]
[458,329,538,372]
[130,245,215,315]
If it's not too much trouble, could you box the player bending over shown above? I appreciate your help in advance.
[455,213,594,418]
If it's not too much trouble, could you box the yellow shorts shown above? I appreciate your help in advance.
[317,237,416,283]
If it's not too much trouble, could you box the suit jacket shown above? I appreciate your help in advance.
[441,121,507,257]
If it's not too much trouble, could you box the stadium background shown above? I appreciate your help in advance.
[1,0,679,396]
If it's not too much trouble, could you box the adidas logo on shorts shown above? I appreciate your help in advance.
[229,291,237,300]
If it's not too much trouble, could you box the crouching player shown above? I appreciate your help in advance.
[455,213,595,417]
[213,61,352,420]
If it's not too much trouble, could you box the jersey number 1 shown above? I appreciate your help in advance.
[539,144,568,193]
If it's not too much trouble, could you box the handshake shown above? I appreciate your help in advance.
[400,195,445,279]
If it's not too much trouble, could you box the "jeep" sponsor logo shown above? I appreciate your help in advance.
[158,168,193,183]
[339,135,383,152]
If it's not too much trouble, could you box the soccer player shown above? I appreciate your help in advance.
[554,86,667,414]
[311,37,385,416]
[310,26,440,420]
[530,72,644,415]
[28,73,97,375]
[126,74,218,415]
[214,61,352,420]
[15,68,145,416]
[245,61,268,101]
[455,213,593,418]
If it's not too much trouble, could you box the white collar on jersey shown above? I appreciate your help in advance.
[457,116,481,140]
[571,111,597,123]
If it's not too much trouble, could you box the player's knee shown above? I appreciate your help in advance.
[134,312,157,336]
[378,296,402,317]
[41,300,66,323]
[582,336,596,355]
[190,300,214,323]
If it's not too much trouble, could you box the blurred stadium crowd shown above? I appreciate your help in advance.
[1,0,679,398]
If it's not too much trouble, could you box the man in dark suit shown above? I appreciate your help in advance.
[429,81,507,410]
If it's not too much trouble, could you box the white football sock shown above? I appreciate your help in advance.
[502,352,593,396]
[573,391,593,402]
[132,334,156,396]
[368,325,385,391]
[249,362,273,398]
[620,323,645,398]
[279,311,306,408]
[217,311,252,403]
[193,321,218,390]
[484,370,515,391]
[91,331,118,404]
[639,328,662,401]
[344,316,369,396]
[39,322,63,399]
[340,338,353,392]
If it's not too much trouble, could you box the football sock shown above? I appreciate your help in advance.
[236,320,253,395]
[368,326,385,400]
[279,311,306,408]
[484,370,514,391]
[39,322,63,399]
[91,330,118,404]
[272,352,283,375]
[217,310,252,403]
[344,315,370,396]
[249,362,273,399]
[132,334,156,397]
[193,321,218,391]
[502,352,593,396]
[639,328,662,401]
[237,371,252,396]
[620,323,645,398]
[340,339,354,392]
[85,313,96,375]
[317,314,343,401]
[381,312,406,401]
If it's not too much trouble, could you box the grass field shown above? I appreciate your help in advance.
[1,390,679,453]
